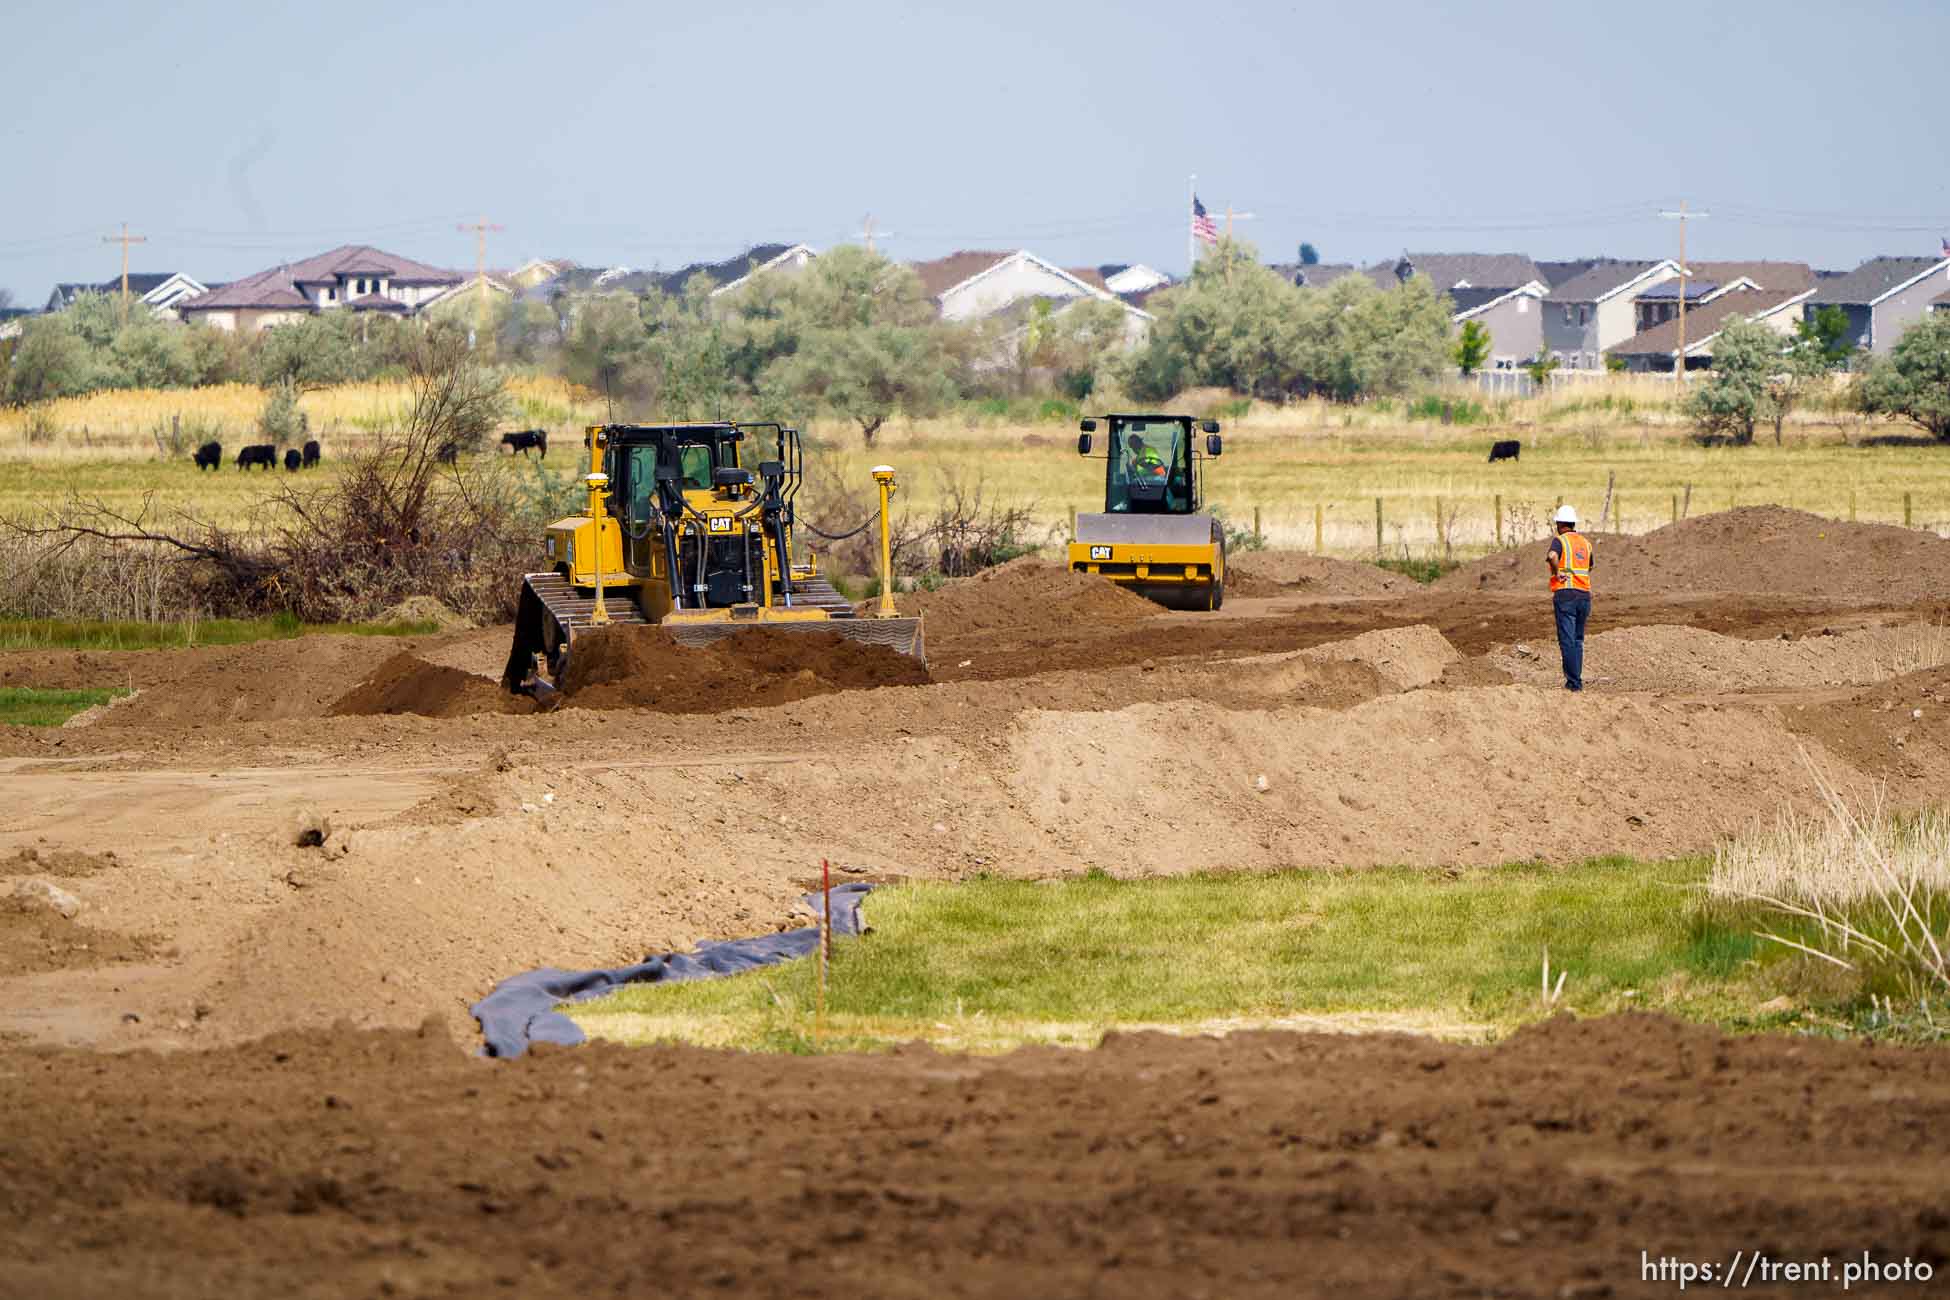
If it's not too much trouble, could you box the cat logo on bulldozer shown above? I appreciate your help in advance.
[708,516,734,533]
[1089,545,1113,560]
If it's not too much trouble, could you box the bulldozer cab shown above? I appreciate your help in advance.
[1082,415,1218,516]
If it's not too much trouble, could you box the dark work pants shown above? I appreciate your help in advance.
[1554,589,1591,691]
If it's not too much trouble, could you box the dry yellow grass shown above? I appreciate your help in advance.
[0,376,604,462]
[1,376,1939,556]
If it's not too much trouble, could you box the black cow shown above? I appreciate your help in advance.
[434,441,459,465]
[237,444,277,471]
[500,429,548,458]
[1488,439,1521,463]
[302,439,321,468]
[284,448,303,472]
[192,441,222,471]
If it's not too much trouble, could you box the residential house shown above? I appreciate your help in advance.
[1541,260,1679,369]
[1362,252,1545,296]
[1265,262,1357,289]
[1934,287,1950,315]
[1534,259,1605,291]
[419,274,515,325]
[910,249,1153,344]
[178,245,462,332]
[1632,261,1813,331]
[1608,287,1816,374]
[1802,255,1950,355]
[1450,283,1547,369]
[709,243,818,298]
[506,258,576,290]
[45,272,210,318]
[1102,264,1170,295]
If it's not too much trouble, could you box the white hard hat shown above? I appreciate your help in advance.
[1553,505,1579,526]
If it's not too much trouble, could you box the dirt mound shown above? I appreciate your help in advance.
[904,557,1164,636]
[6,1016,1949,1298]
[1441,505,1950,601]
[60,635,391,727]
[558,625,930,712]
[329,652,531,718]
[1228,550,1413,598]
[1493,623,1947,693]
[382,595,473,630]
[0,892,157,976]
[1783,663,1950,786]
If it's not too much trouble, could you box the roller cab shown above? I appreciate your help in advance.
[1067,413,1227,611]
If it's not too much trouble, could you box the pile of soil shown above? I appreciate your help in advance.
[903,558,1163,636]
[5,1015,1948,1297]
[1228,550,1413,598]
[1441,506,1950,600]
[1493,623,1948,693]
[329,652,531,719]
[1783,663,1950,785]
[46,635,390,727]
[558,625,930,712]
[0,893,157,976]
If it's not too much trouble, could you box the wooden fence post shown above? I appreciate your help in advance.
[1374,497,1383,559]
[1905,492,1913,528]
[1314,503,1323,555]
[1599,470,1615,530]
[1849,489,1857,522]
[1253,506,1262,547]
[1670,493,1678,525]
[1068,504,1076,538]
[1681,483,1692,519]
[1494,493,1503,548]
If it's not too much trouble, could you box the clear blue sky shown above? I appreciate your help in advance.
[3,0,1946,303]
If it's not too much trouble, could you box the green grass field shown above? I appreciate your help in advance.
[0,686,131,726]
[0,613,445,651]
[569,860,1858,1054]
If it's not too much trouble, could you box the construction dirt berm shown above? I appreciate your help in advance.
[1067,413,1227,610]
[503,422,923,704]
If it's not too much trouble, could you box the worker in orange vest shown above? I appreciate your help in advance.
[1547,504,1593,691]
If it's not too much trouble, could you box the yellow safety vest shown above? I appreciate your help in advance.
[1551,530,1592,593]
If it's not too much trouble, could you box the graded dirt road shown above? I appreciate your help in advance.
[3,508,1950,1295]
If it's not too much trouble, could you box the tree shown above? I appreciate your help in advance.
[1122,238,1306,399]
[1857,311,1950,440]
[561,295,653,407]
[1685,316,1777,444]
[762,322,957,443]
[1524,349,1560,388]
[1299,243,1320,266]
[1798,304,1856,368]
[254,314,360,392]
[1453,319,1492,376]
[3,315,94,405]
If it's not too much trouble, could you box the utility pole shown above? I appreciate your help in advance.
[1658,202,1709,382]
[855,214,894,255]
[102,223,148,326]
[457,216,504,340]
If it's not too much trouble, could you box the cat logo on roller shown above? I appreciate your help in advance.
[1066,414,1227,610]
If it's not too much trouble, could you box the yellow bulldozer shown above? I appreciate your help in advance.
[1066,413,1226,610]
[502,422,923,703]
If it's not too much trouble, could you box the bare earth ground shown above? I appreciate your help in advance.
[4,508,1950,1295]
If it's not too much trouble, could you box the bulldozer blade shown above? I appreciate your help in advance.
[663,615,926,664]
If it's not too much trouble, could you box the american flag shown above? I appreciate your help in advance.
[1191,196,1219,246]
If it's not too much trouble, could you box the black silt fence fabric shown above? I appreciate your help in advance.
[472,882,872,1058]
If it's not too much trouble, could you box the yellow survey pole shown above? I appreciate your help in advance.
[585,428,611,626]
[872,465,898,617]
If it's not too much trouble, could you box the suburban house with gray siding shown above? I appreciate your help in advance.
[1803,256,1950,355]
[1610,287,1815,374]
[1449,283,1545,368]
[1541,260,1679,369]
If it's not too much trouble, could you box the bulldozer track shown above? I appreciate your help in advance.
[785,576,858,617]
[523,572,651,635]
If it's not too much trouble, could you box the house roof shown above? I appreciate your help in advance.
[655,242,797,296]
[1535,259,1605,289]
[710,244,817,297]
[1449,282,1545,320]
[1935,287,1950,306]
[55,272,177,300]
[1064,266,1110,292]
[1266,262,1358,288]
[1685,261,1816,294]
[1808,256,1950,307]
[1608,287,1813,357]
[1550,260,1675,303]
[1638,280,1720,302]
[911,251,1014,299]
[183,244,460,311]
[1367,252,1544,293]
[345,293,411,313]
